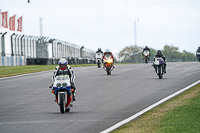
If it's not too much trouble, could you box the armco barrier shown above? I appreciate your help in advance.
[0,56,26,66]
[0,56,95,66]
[26,58,95,65]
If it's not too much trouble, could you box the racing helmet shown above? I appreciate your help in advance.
[145,46,148,49]
[105,49,110,53]
[58,58,68,70]
[157,50,163,57]
[98,48,101,51]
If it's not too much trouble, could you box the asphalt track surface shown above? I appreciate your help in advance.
[0,62,200,133]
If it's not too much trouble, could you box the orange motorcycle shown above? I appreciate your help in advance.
[103,54,114,75]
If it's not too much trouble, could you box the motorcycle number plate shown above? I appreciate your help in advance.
[96,54,102,58]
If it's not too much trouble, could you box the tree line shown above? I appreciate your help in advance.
[118,45,196,63]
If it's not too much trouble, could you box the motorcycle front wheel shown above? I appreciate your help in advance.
[158,65,163,79]
[60,93,65,113]
[145,57,148,63]
[106,65,111,75]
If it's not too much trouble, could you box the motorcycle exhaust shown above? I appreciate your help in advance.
[103,66,106,71]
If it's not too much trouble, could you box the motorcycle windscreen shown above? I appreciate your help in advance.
[143,50,149,56]
[154,58,164,65]
[54,75,71,87]
[96,53,102,58]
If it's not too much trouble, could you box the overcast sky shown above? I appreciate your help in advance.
[1,0,200,54]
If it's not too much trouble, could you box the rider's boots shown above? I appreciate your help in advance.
[164,64,166,73]
[110,66,114,71]
[49,83,53,88]
[152,64,156,72]
[103,66,106,71]
[71,84,76,101]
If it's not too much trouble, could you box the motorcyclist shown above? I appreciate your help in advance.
[95,48,103,54]
[142,46,151,57]
[196,46,200,57]
[153,50,167,73]
[196,47,200,53]
[102,49,115,68]
[49,58,76,101]
[94,48,103,63]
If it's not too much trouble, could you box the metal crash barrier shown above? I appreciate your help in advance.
[0,32,95,66]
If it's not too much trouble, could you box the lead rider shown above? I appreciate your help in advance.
[153,50,167,74]
[49,58,76,101]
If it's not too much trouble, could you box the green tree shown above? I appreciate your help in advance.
[118,45,157,63]
[162,45,195,62]
[118,44,196,63]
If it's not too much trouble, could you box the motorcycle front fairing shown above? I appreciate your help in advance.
[196,52,200,60]
[153,57,164,74]
[53,75,73,108]
[103,55,113,64]
[143,50,150,57]
[95,53,103,60]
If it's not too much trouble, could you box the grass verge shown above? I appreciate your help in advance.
[0,63,131,78]
[0,64,97,78]
[112,83,200,133]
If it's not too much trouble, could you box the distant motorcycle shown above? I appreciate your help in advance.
[143,50,150,63]
[196,52,200,62]
[95,53,103,68]
[152,57,165,79]
[51,75,74,113]
[103,54,114,75]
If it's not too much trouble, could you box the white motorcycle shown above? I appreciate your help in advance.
[152,57,165,79]
[95,53,103,68]
[51,75,74,113]
[143,50,150,63]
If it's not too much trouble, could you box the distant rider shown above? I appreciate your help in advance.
[196,46,200,57]
[94,48,104,62]
[153,50,167,73]
[142,46,151,57]
[49,58,76,101]
[102,49,115,68]
[196,47,200,53]
[95,48,103,54]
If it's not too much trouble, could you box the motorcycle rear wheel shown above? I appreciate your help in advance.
[97,60,101,68]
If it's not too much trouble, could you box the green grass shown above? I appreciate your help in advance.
[0,63,131,78]
[112,84,200,133]
[155,88,200,133]
[0,65,55,78]
[0,64,98,78]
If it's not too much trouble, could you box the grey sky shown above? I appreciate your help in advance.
[1,0,200,54]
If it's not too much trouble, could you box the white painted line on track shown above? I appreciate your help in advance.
[100,80,200,133]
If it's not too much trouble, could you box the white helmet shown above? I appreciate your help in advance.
[58,58,68,70]
[105,49,110,53]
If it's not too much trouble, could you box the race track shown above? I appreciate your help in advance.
[0,62,200,133]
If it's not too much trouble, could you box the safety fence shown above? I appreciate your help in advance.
[0,32,95,66]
